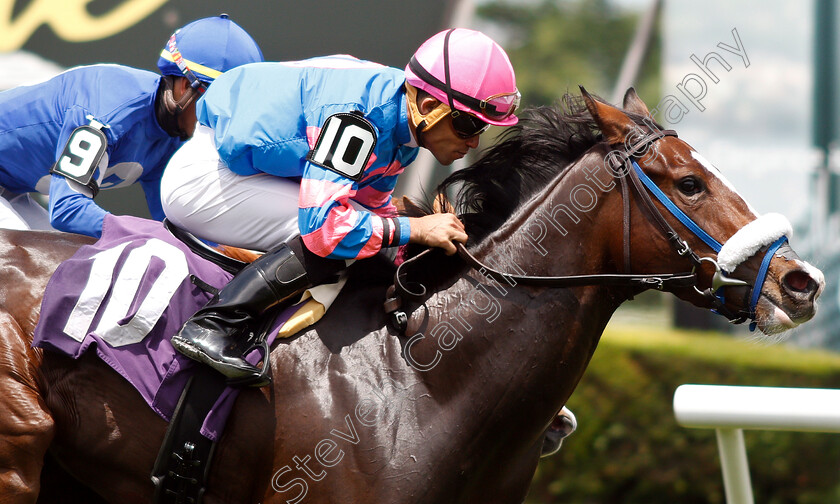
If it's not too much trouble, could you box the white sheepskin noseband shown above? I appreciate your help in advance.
[717,213,792,273]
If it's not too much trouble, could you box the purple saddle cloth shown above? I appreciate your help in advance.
[33,214,299,441]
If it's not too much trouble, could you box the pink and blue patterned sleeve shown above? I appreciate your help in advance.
[298,132,411,260]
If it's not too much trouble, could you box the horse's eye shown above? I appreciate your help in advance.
[678,176,703,196]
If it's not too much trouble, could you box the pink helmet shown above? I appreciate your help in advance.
[405,28,520,126]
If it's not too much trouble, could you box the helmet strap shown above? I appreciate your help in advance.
[441,29,460,118]
[405,83,450,147]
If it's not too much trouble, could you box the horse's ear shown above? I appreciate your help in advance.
[622,87,652,118]
[433,193,453,214]
[579,85,636,145]
[398,195,427,217]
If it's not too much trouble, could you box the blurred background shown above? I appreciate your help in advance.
[4,0,840,502]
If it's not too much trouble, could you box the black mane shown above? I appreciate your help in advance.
[391,92,661,285]
[405,93,660,246]
[434,93,604,243]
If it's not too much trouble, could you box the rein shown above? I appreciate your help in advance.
[455,244,697,289]
[385,125,782,332]
[386,245,697,308]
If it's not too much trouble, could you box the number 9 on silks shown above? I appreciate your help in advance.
[51,118,110,198]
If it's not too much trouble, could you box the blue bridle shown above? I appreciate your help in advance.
[630,160,788,330]
[385,127,790,335]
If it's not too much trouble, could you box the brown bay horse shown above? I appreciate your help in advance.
[0,89,825,503]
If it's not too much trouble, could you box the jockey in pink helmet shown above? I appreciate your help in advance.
[404,28,520,146]
[164,28,520,387]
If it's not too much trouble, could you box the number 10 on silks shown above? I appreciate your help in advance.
[306,112,377,181]
[51,117,109,197]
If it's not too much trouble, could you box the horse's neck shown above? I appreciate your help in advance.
[414,149,625,442]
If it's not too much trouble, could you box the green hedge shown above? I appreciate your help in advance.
[526,323,840,504]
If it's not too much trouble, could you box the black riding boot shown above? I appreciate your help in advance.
[171,243,310,386]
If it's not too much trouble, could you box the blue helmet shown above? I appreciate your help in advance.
[157,14,263,89]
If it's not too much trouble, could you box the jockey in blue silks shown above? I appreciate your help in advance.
[0,14,263,238]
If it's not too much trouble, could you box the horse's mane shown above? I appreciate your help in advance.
[406,92,657,245]
[436,93,601,243]
[352,92,659,297]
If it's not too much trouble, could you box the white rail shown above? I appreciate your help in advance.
[673,384,840,504]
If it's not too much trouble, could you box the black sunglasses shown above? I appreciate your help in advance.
[450,111,489,138]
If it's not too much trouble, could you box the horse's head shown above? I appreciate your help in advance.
[582,88,824,335]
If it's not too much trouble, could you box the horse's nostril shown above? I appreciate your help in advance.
[784,270,815,294]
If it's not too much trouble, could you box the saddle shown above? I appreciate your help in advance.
[163,219,251,274]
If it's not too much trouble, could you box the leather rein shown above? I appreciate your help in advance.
[386,127,750,330]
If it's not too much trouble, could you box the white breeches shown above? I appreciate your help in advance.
[160,125,302,252]
[0,190,53,231]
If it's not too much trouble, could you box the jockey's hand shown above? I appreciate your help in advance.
[409,213,467,255]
